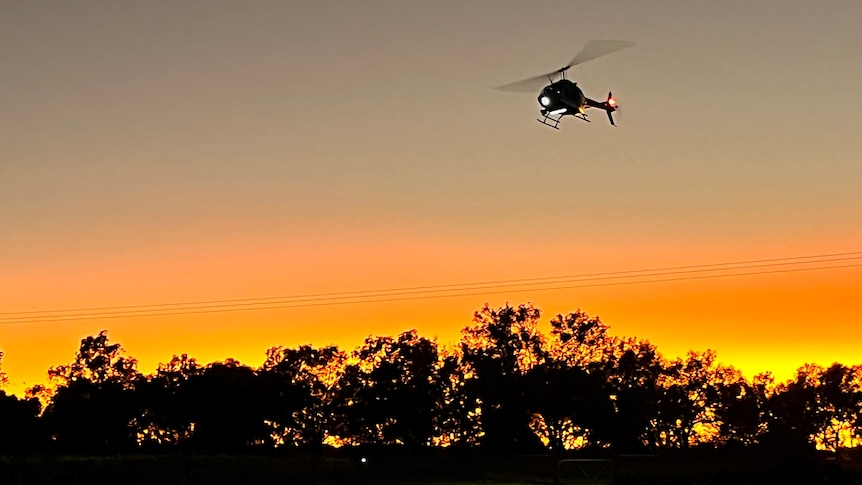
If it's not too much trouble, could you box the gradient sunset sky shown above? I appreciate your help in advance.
[2,1,862,397]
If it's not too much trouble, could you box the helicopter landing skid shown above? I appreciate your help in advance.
[537,114,563,129]
[537,112,589,129]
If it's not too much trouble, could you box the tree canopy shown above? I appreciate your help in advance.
[2,303,861,455]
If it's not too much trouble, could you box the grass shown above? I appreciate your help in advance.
[2,448,862,484]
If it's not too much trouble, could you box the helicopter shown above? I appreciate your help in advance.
[494,40,635,129]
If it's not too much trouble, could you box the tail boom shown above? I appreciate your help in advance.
[585,91,619,126]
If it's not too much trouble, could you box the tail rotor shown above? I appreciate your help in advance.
[604,91,619,126]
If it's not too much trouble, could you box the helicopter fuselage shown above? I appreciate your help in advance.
[537,79,586,116]
[535,78,618,128]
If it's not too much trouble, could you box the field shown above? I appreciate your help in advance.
[2,448,862,484]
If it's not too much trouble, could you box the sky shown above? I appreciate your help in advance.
[2,0,862,397]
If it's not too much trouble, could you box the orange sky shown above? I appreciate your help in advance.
[2,1,862,397]
[3,228,861,397]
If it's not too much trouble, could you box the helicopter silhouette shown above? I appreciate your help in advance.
[494,40,635,129]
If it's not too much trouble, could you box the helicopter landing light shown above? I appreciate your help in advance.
[549,108,567,115]
[540,96,551,107]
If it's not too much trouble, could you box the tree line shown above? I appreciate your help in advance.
[1,303,860,456]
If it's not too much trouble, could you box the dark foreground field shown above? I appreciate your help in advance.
[3,447,862,484]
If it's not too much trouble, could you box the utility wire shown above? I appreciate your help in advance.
[1,252,860,325]
[2,254,861,321]
[3,262,861,324]
[3,251,861,316]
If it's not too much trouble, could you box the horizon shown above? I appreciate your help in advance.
[3,273,860,398]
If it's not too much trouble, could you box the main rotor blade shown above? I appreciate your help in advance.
[493,40,635,94]
[567,39,635,68]
[492,72,556,93]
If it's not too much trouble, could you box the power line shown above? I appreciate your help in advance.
[3,250,861,316]
[3,262,862,324]
[3,254,862,321]
[2,251,861,325]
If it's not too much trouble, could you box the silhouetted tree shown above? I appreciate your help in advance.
[599,338,664,452]
[9,302,862,460]
[47,331,139,387]
[653,350,727,448]
[815,364,862,450]
[0,390,42,454]
[134,354,203,448]
[713,372,771,447]
[41,332,142,453]
[768,363,862,451]
[331,330,443,448]
[459,303,546,454]
[764,364,832,451]
[180,359,270,452]
[433,347,481,447]
[531,311,618,452]
[524,361,614,452]
[547,310,613,367]
[259,344,345,448]
[45,379,142,453]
